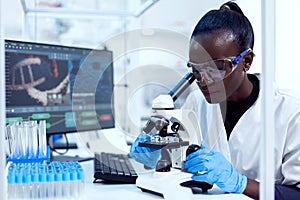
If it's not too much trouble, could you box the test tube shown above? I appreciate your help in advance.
[19,121,29,158]
[77,167,85,198]
[10,122,20,159]
[54,162,63,198]
[5,124,12,157]
[27,122,33,158]
[15,165,24,199]
[28,121,38,158]
[38,120,47,158]
[31,166,39,199]
[38,164,47,198]
[47,164,55,198]
[23,166,31,199]
[7,164,16,199]
[62,165,70,198]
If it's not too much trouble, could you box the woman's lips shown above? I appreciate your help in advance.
[198,83,219,97]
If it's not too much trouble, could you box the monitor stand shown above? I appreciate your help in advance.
[52,142,78,149]
[48,134,93,162]
[51,155,93,162]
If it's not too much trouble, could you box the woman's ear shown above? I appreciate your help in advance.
[243,52,254,71]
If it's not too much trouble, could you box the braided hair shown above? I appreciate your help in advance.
[191,1,254,52]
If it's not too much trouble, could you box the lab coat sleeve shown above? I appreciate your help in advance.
[282,111,300,188]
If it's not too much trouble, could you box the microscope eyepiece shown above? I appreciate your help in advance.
[168,72,195,102]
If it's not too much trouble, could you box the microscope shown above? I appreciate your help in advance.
[135,72,213,198]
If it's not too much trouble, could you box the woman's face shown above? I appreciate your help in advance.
[189,30,247,103]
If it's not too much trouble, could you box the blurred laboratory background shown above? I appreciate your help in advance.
[3,0,300,141]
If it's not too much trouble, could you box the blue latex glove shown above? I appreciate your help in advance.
[184,141,247,194]
[129,132,161,169]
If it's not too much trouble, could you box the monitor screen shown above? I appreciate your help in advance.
[5,40,115,135]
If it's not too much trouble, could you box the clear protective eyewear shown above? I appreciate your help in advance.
[187,48,252,85]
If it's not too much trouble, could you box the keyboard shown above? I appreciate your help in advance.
[93,152,138,184]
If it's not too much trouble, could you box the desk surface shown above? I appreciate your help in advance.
[55,130,253,200]
[80,160,252,200]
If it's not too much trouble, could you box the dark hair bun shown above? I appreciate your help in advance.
[220,1,244,15]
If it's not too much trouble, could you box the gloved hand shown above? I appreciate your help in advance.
[184,141,247,194]
[129,132,161,169]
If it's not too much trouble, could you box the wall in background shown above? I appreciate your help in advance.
[2,0,264,137]
[276,0,300,95]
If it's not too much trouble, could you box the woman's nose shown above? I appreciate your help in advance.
[195,71,214,86]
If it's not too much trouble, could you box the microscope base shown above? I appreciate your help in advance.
[136,168,213,199]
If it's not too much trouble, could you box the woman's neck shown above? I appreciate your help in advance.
[228,74,253,102]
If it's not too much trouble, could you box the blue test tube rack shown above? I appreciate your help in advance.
[6,146,50,163]
[7,161,85,199]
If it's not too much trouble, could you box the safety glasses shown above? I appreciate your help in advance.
[187,48,252,85]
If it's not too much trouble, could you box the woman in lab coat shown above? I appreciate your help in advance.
[130,1,300,199]
[183,1,300,199]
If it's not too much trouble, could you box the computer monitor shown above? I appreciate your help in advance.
[5,39,115,160]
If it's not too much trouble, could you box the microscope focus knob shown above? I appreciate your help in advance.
[181,144,200,172]
[182,144,213,193]
[186,144,201,156]
[155,160,171,172]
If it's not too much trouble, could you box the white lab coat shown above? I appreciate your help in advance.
[183,87,300,187]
